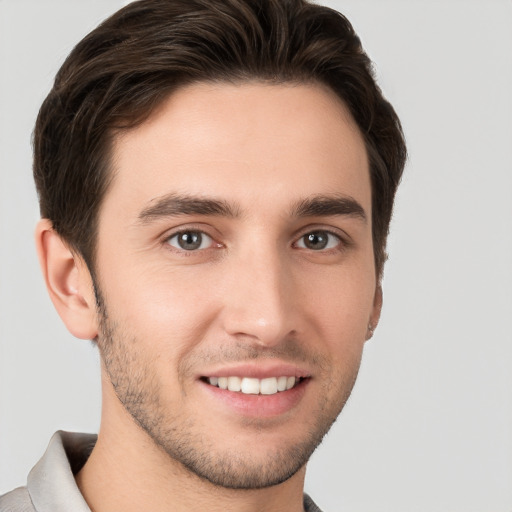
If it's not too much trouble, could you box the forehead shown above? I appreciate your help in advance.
[106,81,370,218]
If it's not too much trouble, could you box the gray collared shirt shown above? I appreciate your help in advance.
[0,431,323,511]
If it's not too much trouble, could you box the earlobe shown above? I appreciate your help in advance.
[35,219,98,340]
[366,285,383,341]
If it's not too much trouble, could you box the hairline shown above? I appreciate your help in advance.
[80,77,382,280]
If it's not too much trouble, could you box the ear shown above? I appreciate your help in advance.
[366,284,383,341]
[35,219,98,340]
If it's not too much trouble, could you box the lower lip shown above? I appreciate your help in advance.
[200,379,309,418]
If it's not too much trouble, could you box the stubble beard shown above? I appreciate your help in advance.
[95,288,361,490]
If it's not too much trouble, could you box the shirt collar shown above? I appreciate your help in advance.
[27,431,96,512]
[26,431,323,512]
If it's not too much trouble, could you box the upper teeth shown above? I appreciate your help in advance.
[208,376,297,395]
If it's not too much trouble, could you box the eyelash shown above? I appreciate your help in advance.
[294,230,343,251]
[165,229,220,252]
[163,227,348,254]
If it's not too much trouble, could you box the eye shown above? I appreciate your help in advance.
[167,230,214,251]
[296,230,341,251]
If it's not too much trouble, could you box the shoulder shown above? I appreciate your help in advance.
[0,431,96,512]
[0,486,35,512]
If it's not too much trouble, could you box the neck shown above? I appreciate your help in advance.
[76,388,307,512]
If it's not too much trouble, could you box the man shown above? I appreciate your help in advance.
[0,0,406,510]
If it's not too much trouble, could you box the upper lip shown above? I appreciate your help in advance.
[198,361,311,380]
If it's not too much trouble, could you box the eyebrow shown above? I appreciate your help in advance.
[138,193,240,223]
[137,192,367,224]
[291,194,367,222]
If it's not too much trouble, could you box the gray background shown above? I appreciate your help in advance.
[1,1,511,511]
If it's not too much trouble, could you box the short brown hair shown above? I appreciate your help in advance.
[33,0,406,278]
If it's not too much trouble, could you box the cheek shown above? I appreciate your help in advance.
[299,262,376,335]
[101,261,220,354]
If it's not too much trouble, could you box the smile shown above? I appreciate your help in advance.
[205,376,303,395]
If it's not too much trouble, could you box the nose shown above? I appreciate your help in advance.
[219,246,299,347]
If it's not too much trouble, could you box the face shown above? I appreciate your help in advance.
[93,82,379,489]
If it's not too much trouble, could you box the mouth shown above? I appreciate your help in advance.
[201,375,306,396]
[198,363,312,417]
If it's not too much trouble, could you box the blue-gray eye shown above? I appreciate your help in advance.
[167,231,213,251]
[297,231,340,250]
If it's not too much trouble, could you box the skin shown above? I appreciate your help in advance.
[36,82,381,512]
